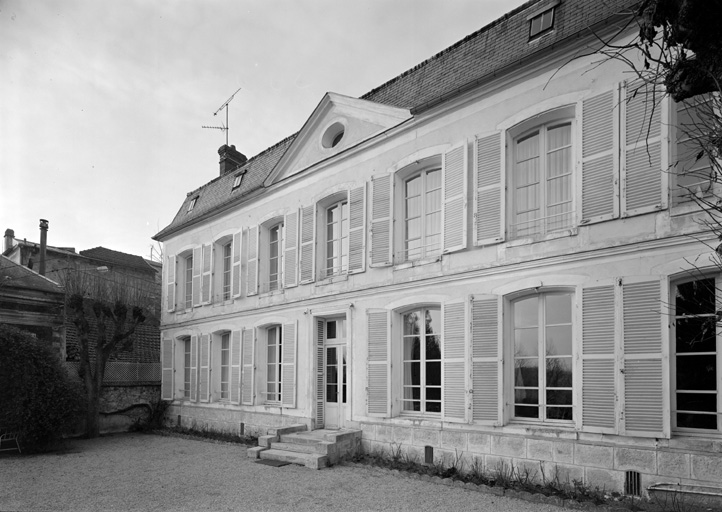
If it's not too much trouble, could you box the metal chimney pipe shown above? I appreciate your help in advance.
[39,219,48,276]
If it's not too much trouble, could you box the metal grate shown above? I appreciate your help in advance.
[625,470,642,496]
[66,362,161,384]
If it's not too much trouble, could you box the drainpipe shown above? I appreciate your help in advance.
[39,219,48,276]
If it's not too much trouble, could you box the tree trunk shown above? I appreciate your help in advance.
[85,381,101,438]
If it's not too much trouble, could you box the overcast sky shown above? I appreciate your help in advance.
[1,0,525,260]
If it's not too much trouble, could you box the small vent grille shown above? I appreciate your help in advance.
[625,470,641,496]
[425,446,434,464]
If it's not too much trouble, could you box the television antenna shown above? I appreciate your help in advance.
[202,86,242,146]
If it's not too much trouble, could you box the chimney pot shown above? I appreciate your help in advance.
[218,144,247,176]
[39,219,48,276]
[3,228,14,254]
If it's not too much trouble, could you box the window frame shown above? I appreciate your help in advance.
[399,306,443,415]
[219,332,231,401]
[183,337,192,399]
[184,254,193,310]
[323,196,349,278]
[264,325,283,404]
[258,219,285,294]
[529,7,555,39]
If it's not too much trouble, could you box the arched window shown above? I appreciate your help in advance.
[401,306,442,413]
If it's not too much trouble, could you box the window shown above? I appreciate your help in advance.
[673,95,714,206]
[402,307,442,413]
[187,196,198,212]
[512,292,573,421]
[403,168,442,261]
[529,7,554,39]
[268,223,283,291]
[510,121,573,238]
[183,338,192,399]
[220,333,230,401]
[673,278,721,432]
[232,173,243,190]
[325,199,349,277]
[266,325,282,403]
[322,122,345,149]
[222,242,232,300]
[184,255,193,310]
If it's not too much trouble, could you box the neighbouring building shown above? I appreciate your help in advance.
[153,0,722,494]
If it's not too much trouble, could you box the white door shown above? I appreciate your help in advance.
[324,319,347,429]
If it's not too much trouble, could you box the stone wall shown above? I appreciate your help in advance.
[98,384,160,433]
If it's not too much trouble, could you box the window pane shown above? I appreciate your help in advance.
[404,311,421,336]
[516,405,539,418]
[676,279,716,316]
[406,218,421,241]
[514,297,537,327]
[326,365,338,385]
[546,357,573,387]
[426,362,441,386]
[546,389,572,406]
[547,123,571,152]
[326,321,337,340]
[404,362,420,386]
[546,294,572,324]
[676,354,717,390]
[547,407,573,420]
[515,388,538,405]
[677,412,717,430]
[676,316,717,353]
[677,392,717,412]
[326,347,337,365]
[426,169,441,189]
[515,359,539,387]
[546,325,572,356]
[515,328,538,356]
[426,189,441,213]
[326,384,338,403]
[426,309,441,337]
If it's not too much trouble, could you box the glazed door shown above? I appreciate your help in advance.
[323,318,347,429]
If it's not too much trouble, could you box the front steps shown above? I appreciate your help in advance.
[247,424,361,469]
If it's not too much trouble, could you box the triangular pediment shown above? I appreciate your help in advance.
[265,93,412,185]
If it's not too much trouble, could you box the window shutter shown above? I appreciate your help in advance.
[281,321,297,408]
[621,277,668,438]
[443,141,468,254]
[199,334,210,402]
[442,300,468,423]
[241,328,255,405]
[348,184,367,274]
[231,231,242,298]
[246,226,259,296]
[284,211,299,288]
[192,247,202,307]
[166,255,176,312]
[470,295,501,424]
[161,337,174,400]
[581,284,618,433]
[201,244,212,304]
[370,175,393,266]
[299,205,316,283]
[190,334,198,402]
[473,132,505,246]
[580,89,619,224]
[367,309,390,417]
[230,329,242,404]
[315,319,325,428]
[622,81,668,216]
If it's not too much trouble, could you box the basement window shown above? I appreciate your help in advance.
[528,4,556,39]
[188,196,198,212]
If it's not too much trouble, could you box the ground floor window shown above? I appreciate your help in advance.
[220,333,230,400]
[266,325,282,403]
[183,338,192,399]
[402,307,442,413]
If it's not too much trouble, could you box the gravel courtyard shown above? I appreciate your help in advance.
[0,433,565,512]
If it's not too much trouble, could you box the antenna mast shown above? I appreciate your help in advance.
[202,86,242,146]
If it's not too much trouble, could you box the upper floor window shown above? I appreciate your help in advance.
[325,199,349,277]
[187,196,198,212]
[402,306,442,414]
[184,254,193,310]
[232,173,243,190]
[529,6,555,39]
[268,223,283,292]
[222,242,232,300]
[403,168,442,261]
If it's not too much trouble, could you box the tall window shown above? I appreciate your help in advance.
[511,122,572,238]
[183,338,191,399]
[673,95,714,206]
[220,333,230,400]
[402,307,442,413]
[674,278,721,432]
[404,169,442,261]
[266,325,282,403]
[325,200,349,277]
[512,292,573,421]
[222,242,232,300]
[184,255,193,309]
[268,223,282,291]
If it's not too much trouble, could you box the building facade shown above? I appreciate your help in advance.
[154,0,722,493]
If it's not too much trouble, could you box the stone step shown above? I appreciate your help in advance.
[271,442,325,454]
[280,432,327,445]
[260,448,328,469]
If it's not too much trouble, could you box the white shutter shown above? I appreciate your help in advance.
[284,211,299,288]
[166,255,176,312]
[231,231,242,298]
[622,81,668,216]
[246,226,259,296]
[348,184,367,274]
[299,205,316,283]
[230,329,242,404]
[367,309,390,417]
[442,300,467,423]
[241,328,255,405]
[580,89,619,224]
[621,277,668,438]
[190,334,198,402]
[470,295,501,424]
[191,247,202,307]
[581,283,618,433]
[473,131,505,246]
[199,334,210,402]
[370,175,393,266]
[281,321,297,408]
[442,141,468,254]
[161,337,174,400]
[315,319,326,428]
[201,244,212,304]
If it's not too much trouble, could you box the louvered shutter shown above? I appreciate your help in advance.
[281,321,297,408]
[442,300,467,423]
[284,210,299,288]
[230,330,242,404]
[241,328,255,405]
[201,244,212,304]
[161,337,174,400]
[370,175,393,266]
[442,142,468,254]
[473,132,505,246]
[246,226,259,296]
[581,283,618,433]
[471,295,501,424]
[192,247,202,307]
[580,89,619,224]
[190,334,198,402]
[231,231,242,298]
[299,205,316,283]
[199,334,210,402]
[367,309,390,417]
[621,277,668,438]
[622,81,668,216]
[348,184,367,274]
[166,255,176,312]
[315,319,325,428]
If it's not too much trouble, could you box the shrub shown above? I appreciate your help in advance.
[0,324,86,452]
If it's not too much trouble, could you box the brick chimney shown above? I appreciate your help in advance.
[218,144,247,176]
[4,228,14,254]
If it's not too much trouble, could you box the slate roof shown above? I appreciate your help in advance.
[0,255,64,294]
[80,247,157,274]
[155,0,637,241]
